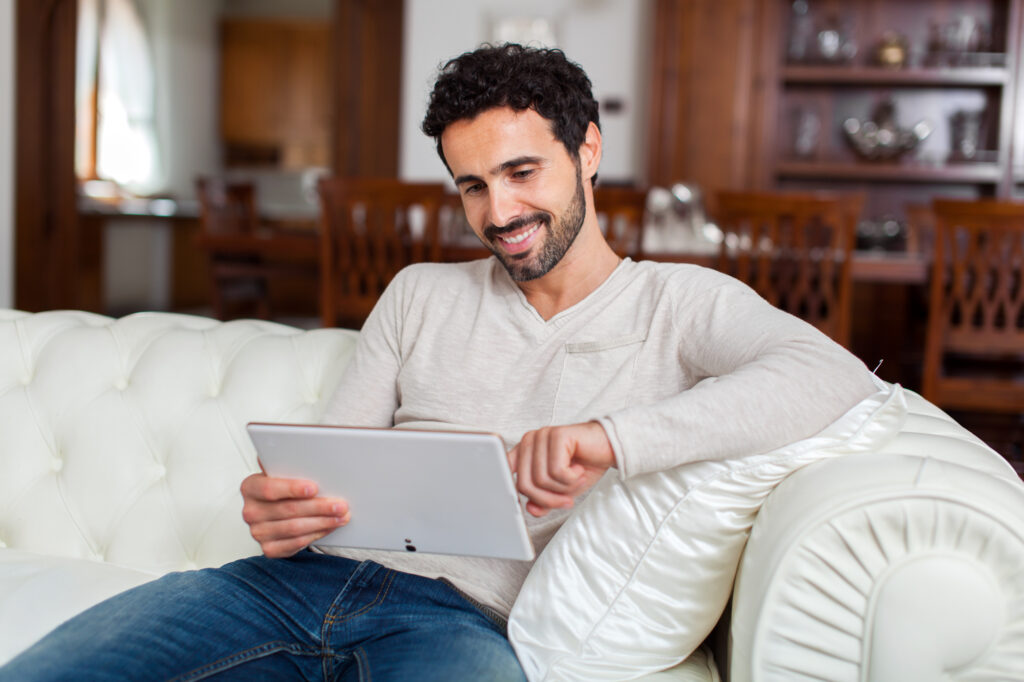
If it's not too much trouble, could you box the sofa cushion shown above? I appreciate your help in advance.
[0,311,358,574]
[508,379,906,681]
[0,549,158,666]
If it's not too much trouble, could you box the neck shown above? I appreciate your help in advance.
[515,225,622,321]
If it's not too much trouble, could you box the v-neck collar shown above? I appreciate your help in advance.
[491,257,636,329]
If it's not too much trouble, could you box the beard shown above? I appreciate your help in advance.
[483,167,587,282]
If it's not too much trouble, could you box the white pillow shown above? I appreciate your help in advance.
[508,379,907,681]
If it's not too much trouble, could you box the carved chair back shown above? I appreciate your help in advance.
[713,191,862,347]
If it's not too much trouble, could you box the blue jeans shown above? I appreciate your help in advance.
[0,552,526,681]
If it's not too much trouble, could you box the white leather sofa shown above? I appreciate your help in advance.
[1,309,1022,681]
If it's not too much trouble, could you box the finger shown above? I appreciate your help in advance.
[242,474,319,503]
[250,513,349,547]
[242,496,348,526]
[259,526,345,559]
[545,429,585,488]
[518,433,575,512]
[536,430,577,489]
[525,496,573,518]
[515,432,534,493]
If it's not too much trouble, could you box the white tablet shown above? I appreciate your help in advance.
[246,423,535,561]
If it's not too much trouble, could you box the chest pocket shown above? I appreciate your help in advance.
[552,331,647,424]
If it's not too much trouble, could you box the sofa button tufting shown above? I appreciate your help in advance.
[154,464,167,478]
[185,561,198,570]
[114,379,128,391]
[51,457,64,472]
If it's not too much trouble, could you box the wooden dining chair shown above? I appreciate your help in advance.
[712,191,862,347]
[195,178,270,319]
[593,186,648,258]
[317,177,446,328]
[195,178,318,320]
[923,199,1024,414]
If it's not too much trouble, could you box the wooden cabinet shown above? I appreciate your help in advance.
[219,18,330,169]
[757,0,1022,220]
[1016,15,1024,198]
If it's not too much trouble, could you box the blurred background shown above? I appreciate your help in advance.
[4,0,1024,461]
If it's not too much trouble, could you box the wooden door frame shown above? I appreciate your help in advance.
[13,0,404,313]
[14,0,80,312]
[331,0,404,177]
[646,0,768,196]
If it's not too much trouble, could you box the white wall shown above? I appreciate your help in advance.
[0,0,14,309]
[143,0,222,199]
[400,0,652,185]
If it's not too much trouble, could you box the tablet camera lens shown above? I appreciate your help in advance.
[405,544,416,552]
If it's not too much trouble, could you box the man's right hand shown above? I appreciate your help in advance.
[240,473,350,558]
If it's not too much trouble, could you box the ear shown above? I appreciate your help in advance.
[577,122,602,182]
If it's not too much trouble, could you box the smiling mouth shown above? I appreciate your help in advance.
[498,223,540,245]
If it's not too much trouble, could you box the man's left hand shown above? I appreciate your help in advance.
[508,421,615,517]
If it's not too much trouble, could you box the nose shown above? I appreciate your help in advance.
[488,185,522,228]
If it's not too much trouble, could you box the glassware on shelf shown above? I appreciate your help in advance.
[842,99,932,161]
[791,106,822,159]
[787,0,815,63]
[786,1,856,65]
[949,109,985,161]
[926,15,998,67]
[814,12,857,64]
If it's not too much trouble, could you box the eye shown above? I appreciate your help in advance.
[463,183,484,196]
[512,169,535,180]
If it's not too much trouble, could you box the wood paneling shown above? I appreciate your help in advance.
[15,0,81,312]
[331,0,404,177]
[647,0,767,195]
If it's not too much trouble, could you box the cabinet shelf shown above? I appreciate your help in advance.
[782,65,1008,87]
[776,160,1003,183]
[764,0,1021,206]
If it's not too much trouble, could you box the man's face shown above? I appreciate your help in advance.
[441,107,587,282]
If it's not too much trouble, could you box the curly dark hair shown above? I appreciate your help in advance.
[421,43,601,179]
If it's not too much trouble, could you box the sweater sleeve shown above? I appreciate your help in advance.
[600,279,879,479]
[319,272,408,428]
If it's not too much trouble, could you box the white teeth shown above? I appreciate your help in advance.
[500,224,539,245]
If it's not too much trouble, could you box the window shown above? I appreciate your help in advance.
[75,0,161,195]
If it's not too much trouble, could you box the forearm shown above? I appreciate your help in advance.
[603,288,878,478]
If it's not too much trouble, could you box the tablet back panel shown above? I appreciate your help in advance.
[247,424,534,560]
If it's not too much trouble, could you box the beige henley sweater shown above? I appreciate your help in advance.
[319,257,878,616]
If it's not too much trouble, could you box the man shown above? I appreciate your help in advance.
[1,44,876,680]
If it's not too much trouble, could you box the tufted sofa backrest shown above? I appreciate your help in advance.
[0,311,358,574]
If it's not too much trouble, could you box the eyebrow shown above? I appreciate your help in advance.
[453,156,544,187]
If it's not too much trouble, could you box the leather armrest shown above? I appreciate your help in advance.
[728,452,1024,682]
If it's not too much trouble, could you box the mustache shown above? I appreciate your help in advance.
[483,213,550,241]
